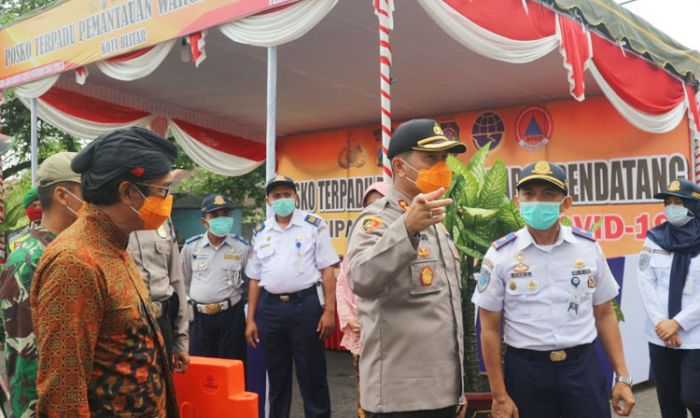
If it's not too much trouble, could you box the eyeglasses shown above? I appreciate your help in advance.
[136,183,172,199]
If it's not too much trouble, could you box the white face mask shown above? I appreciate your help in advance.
[665,204,694,227]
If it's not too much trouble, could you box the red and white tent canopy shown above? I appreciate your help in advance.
[6,0,700,178]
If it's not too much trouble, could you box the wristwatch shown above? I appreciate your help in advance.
[614,375,633,387]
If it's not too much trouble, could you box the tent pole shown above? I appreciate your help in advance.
[266,46,277,217]
[30,98,39,187]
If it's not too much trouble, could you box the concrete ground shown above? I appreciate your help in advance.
[0,348,661,417]
[290,350,662,418]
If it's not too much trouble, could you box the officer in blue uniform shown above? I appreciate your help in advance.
[245,175,339,418]
[472,161,636,418]
[638,178,700,418]
[181,194,250,361]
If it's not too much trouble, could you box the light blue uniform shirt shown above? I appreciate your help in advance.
[181,233,250,305]
[246,209,339,294]
[638,238,700,349]
[472,226,619,351]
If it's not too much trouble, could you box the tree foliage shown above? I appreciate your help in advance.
[175,164,267,222]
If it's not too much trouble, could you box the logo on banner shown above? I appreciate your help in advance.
[471,112,505,150]
[373,128,383,167]
[440,121,461,142]
[516,106,553,151]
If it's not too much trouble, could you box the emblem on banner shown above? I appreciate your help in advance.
[515,106,553,151]
[471,112,504,150]
[440,122,461,142]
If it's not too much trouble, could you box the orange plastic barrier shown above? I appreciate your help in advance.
[174,356,259,418]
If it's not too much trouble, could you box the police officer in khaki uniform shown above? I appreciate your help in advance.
[347,119,467,418]
[128,218,190,372]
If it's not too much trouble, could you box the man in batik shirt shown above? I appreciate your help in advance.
[31,127,179,417]
[0,152,83,418]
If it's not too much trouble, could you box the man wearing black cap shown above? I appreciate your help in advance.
[31,127,179,417]
[347,119,467,417]
[245,175,339,418]
[473,161,635,418]
[180,194,250,363]
[638,178,700,417]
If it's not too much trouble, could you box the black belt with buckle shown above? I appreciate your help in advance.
[190,297,237,315]
[263,286,316,303]
[506,343,592,362]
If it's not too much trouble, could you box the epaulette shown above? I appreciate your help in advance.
[253,222,266,236]
[572,227,596,242]
[492,233,517,250]
[233,235,250,246]
[185,234,203,245]
[304,214,321,227]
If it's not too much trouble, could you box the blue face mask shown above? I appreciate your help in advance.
[207,216,234,237]
[520,200,563,231]
[665,204,694,227]
[271,198,295,217]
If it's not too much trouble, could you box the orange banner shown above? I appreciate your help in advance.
[0,0,294,88]
[278,95,692,258]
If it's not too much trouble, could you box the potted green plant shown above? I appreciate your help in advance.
[445,144,524,417]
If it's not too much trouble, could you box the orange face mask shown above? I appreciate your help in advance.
[131,187,173,230]
[403,159,453,194]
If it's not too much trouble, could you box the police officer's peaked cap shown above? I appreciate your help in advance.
[516,161,568,195]
[387,119,467,159]
[266,175,297,195]
[654,178,700,202]
[201,194,235,213]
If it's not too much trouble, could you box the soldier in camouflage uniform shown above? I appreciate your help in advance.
[0,152,83,418]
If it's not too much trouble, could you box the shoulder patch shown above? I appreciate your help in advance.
[233,235,250,246]
[185,234,203,245]
[361,216,383,233]
[639,248,651,271]
[304,214,321,227]
[253,222,266,236]
[492,233,517,250]
[572,227,596,242]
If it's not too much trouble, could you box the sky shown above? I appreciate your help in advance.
[615,0,700,51]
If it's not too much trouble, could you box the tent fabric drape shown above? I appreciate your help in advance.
[417,0,559,64]
[96,40,177,81]
[555,15,591,102]
[219,0,339,47]
[13,75,59,99]
[18,87,153,139]
[169,119,264,176]
[419,0,697,135]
